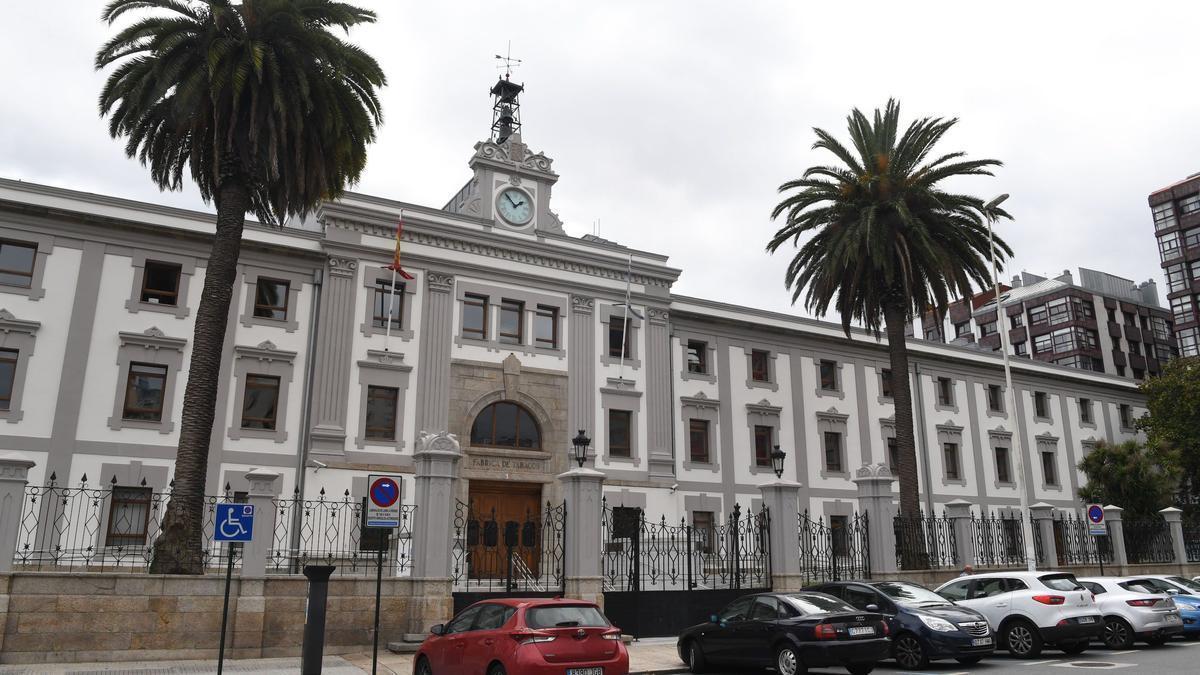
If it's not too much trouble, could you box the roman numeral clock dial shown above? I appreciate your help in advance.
[496,187,533,225]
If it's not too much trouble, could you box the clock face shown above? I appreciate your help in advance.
[496,188,533,225]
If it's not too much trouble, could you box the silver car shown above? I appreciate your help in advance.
[1076,577,1183,649]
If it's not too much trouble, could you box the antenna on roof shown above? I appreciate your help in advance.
[490,42,524,143]
[495,41,522,79]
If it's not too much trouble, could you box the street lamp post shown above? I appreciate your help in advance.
[984,194,1037,572]
[770,445,787,480]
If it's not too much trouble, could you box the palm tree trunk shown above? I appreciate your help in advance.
[883,302,927,568]
[150,181,248,574]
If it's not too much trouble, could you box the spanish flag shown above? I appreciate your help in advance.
[386,213,415,280]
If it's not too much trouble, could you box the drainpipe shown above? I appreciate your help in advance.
[912,362,935,515]
[291,266,324,558]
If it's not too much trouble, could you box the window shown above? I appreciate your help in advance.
[1182,194,1200,215]
[534,305,558,349]
[936,377,954,407]
[1011,313,1024,328]
[1041,450,1058,486]
[987,384,1003,413]
[472,604,517,631]
[1013,341,1028,357]
[687,340,708,374]
[445,605,483,634]
[240,374,281,430]
[979,321,997,337]
[689,419,710,463]
[1153,202,1177,231]
[943,443,961,481]
[754,425,773,467]
[498,299,524,345]
[365,385,398,440]
[471,401,540,449]
[1107,308,1117,323]
[1123,311,1136,326]
[608,316,631,358]
[693,511,715,554]
[140,261,182,305]
[887,437,898,475]
[1034,391,1049,419]
[1133,367,1145,380]
[1054,355,1105,372]
[924,327,943,342]
[1159,231,1182,262]
[954,321,971,338]
[1029,304,1048,325]
[608,409,632,458]
[1119,404,1133,429]
[938,580,970,602]
[823,431,843,472]
[122,363,168,421]
[1129,340,1141,356]
[0,349,16,411]
[1171,296,1195,325]
[750,350,770,382]
[252,278,290,320]
[1151,316,1171,341]
[995,447,1012,483]
[0,240,36,289]
[1167,264,1188,293]
[1181,227,1199,248]
[371,279,405,330]
[1181,327,1200,357]
[462,294,488,339]
[105,486,152,548]
[1193,259,1200,283]
[880,369,893,398]
[819,360,838,391]
[1116,365,1126,377]
[1035,326,1100,354]
[1079,398,1093,424]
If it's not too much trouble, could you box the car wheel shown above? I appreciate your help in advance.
[775,643,805,675]
[1103,617,1135,650]
[487,664,506,675]
[846,666,874,675]
[1061,641,1089,655]
[955,656,984,665]
[414,657,433,675]
[1004,620,1044,658]
[684,640,708,674]
[893,634,929,670]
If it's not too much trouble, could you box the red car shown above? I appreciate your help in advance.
[414,597,629,675]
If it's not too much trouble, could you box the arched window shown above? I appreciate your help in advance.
[470,401,541,449]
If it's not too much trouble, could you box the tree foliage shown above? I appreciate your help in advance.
[1077,440,1179,520]
[1138,356,1200,509]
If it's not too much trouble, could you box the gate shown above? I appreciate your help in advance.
[601,501,770,637]
[798,510,870,582]
[451,499,565,612]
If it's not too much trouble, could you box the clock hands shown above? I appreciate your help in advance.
[505,193,519,207]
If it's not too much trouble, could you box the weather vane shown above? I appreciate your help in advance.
[495,41,522,79]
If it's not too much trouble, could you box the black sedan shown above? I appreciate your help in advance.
[808,580,994,669]
[677,591,890,675]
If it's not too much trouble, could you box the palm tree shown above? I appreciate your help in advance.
[96,0,385,573]
[767,100,1012,534]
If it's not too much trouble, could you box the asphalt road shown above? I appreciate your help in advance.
[702,637,1200,675]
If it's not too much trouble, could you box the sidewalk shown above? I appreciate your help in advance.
[0,638,688,675]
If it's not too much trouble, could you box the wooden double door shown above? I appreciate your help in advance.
[467,481,543,579]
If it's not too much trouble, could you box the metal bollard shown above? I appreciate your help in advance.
[302,565,337,675]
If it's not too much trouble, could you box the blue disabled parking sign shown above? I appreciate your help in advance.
[215,503,255,542]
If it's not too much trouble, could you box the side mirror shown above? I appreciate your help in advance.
[709,614,719,624]
[865,604,879,612]
[1167,589,1180,595]
[430,623,445,636]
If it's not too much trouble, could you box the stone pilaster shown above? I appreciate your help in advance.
[0,457,34,574]
[309,256,359,455]
[408,432,462,635]
[1104,505,1128,567]
[559,467,606,607]
[1030,503,1057,569]
[644,307,674,479]
[853,464,898,575]
[241,470,281,577]
[759,481,803,590]
[944,499,975,568]
[568,295,596,465]
[415,273,455,434]
[1160,506,1187,565]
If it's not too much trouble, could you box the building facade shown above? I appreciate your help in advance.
[0,84,1151,561]
[1149,172,1200,357]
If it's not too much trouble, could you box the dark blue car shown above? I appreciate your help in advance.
[808,580,995,670]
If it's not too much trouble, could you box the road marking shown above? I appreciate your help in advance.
[1178,641,1200,646]
[1020,660,1061,666]
[1107,650,1138,655]
[1049,661,1134,669]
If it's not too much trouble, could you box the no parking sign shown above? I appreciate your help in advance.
[1087,503,1106,536]
[365,474,402,528]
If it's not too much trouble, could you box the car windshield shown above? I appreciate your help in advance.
[1119,580,1160,594]
[526,606,609,629]
[1167,576,1200,592]
[782,593,856,615]
[873,581,949,606]
[1039,574,1083,591]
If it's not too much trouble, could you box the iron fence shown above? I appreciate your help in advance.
[970,513,1027,568]
[600,501,769,592]
[452,499,566,593]
[1123,517,1175,564]
[268,487,415,576]
[798,510,870,582]
[1185,519,1200,563]
[13,474,240,573]
[1052,512,1114,566]
[894,513,958,570]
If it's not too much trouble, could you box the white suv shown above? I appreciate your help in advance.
[935,571,1102,658]
[1076,577,1182,648]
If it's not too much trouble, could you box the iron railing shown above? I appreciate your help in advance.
[1052,512,1114,566]
[894,513,958,570]
[1123,517,1175,564]
[269,487,415,576]
[600,501,769,592]
[452,499,566,593]
[798,510,870,582]
[970,513,1027,568]
[13,474,240,573]
[1185,519,1200,563]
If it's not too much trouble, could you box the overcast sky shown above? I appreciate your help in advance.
[3,1,1198,318]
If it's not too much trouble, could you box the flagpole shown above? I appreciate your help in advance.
[384,210,402,352]
[618,254,633,381]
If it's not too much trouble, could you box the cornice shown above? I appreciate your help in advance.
[0,310,40,336]
[119,327,186,352]
[234,341,297,364]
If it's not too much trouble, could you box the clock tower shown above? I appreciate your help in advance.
[442,74,565,235]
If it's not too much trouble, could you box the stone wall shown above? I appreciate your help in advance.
[0,572,445,665]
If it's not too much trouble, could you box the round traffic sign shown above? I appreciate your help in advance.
[369,476,400,508]
[1087,504,1104,524]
